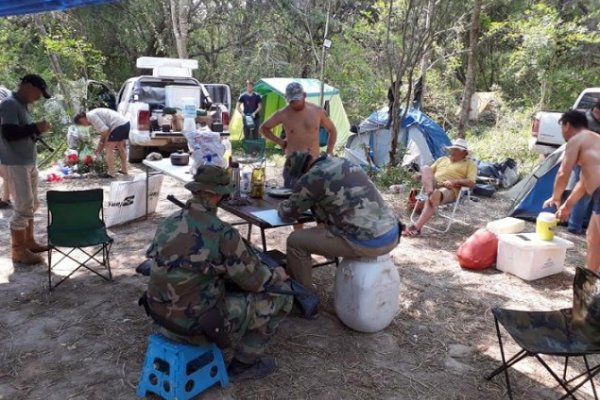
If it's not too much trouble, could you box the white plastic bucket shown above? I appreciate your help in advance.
[334,255,400,333]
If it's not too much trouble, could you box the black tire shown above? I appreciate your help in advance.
[128,144,146,163]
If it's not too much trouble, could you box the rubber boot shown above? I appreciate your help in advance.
[11,229,43,265]
[26,220,49,253]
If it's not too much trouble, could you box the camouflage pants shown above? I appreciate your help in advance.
[161,290,292,364]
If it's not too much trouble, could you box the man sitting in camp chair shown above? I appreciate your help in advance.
[404,138,476,236]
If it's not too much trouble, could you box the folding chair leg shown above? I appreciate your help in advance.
[48,248,52,290]
[535,355,579,400]
[557,358,600,400]
[485,316,518,400]
[583,356,599,400]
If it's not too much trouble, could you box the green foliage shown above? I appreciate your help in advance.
[466,107,539,176]
[371,164,415,190]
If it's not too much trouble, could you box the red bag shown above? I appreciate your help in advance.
[456,228,498,270]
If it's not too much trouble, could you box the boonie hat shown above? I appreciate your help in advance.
[285,82,304,102]
[184,165,234,195]
[285,151,312,180]
[21,74,51,99]
[446,138,469,153]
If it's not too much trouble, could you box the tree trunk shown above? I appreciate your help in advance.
[169,0,190,59]
[417,0,434,107]
[457,0,482,138]
[33,15,75,113]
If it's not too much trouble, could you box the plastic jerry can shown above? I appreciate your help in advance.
[334,255,399,333]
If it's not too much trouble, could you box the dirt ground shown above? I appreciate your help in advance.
[0,162,593,400]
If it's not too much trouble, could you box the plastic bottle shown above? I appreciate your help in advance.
[221,134,232,163]
[230,160,240,198]
[182,97,197,136]
[250,166,266,198]
[240,165,252,196]
[388,184,404,194]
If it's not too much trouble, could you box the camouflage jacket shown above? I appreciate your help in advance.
[146,197,281,333]
[278,156,398,241]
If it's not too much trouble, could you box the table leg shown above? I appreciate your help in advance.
[261,228,267,252]
[145,165,149,220]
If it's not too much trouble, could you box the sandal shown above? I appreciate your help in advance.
[403,224,421,237]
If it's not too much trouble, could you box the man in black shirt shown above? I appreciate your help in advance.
[236,80,262,139]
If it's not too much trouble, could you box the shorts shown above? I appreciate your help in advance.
[438,187,457,204]
[593,186,600,215]
[108,122,130,142]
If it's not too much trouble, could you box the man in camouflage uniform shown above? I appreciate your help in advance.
[145,165,293,381]
[278,152,401,288]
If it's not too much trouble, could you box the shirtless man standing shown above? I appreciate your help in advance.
[543,110,600,272]
[260,82,337,188]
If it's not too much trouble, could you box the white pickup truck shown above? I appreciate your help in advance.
[530,88,600,155]
[116,57,231,162]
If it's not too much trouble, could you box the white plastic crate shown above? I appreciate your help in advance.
[164,85,200,110]
[496,233,574,281]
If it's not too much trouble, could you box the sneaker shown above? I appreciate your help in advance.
[98,172,116,179]
[227,356,276,382]
[567,227,586,235]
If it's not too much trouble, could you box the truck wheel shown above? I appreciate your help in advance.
[128,144,146,163]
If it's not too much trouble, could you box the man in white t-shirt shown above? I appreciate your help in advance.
[74,108,130,178]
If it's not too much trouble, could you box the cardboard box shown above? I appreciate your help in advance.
[496,233,574,281]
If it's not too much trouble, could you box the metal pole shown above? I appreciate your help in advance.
[319,2,331,107]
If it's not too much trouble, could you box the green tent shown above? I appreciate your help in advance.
[229,78,351,147]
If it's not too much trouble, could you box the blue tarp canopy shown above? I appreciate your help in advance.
[0,0,117,17]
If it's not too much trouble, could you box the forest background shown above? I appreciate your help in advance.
[0,0,598,177]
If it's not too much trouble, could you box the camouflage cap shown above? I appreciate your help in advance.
[184,165,233,195]
[285,151,312,180]
[285,82,304,102]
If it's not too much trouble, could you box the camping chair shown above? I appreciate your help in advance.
[486,267,600,400]
[47,189,113,291]
[240,138,266,165]
[409,186,471,233]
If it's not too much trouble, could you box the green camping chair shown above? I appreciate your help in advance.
[486,267,600,399]
[47,189,113,291]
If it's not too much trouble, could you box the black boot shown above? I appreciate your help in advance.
[227,356,276,382]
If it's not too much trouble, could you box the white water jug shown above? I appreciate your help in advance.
[334,254,400,333]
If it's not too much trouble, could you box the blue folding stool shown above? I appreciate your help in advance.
[136,333,229,400]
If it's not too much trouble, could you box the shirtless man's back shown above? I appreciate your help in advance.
[570,131,600,195]
[544,110,600,272]
[260,82,337,160]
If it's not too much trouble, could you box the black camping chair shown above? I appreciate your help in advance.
[47,189,113,290]
[486,267,600,399]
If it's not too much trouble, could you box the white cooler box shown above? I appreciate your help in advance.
[496,233,574,281]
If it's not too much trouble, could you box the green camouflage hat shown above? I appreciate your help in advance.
[285,151,312,180]
[184,165,233,195]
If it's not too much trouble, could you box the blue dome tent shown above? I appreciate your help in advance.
[344,107,452,169]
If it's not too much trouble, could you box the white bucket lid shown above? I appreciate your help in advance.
[537,212,557,223]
